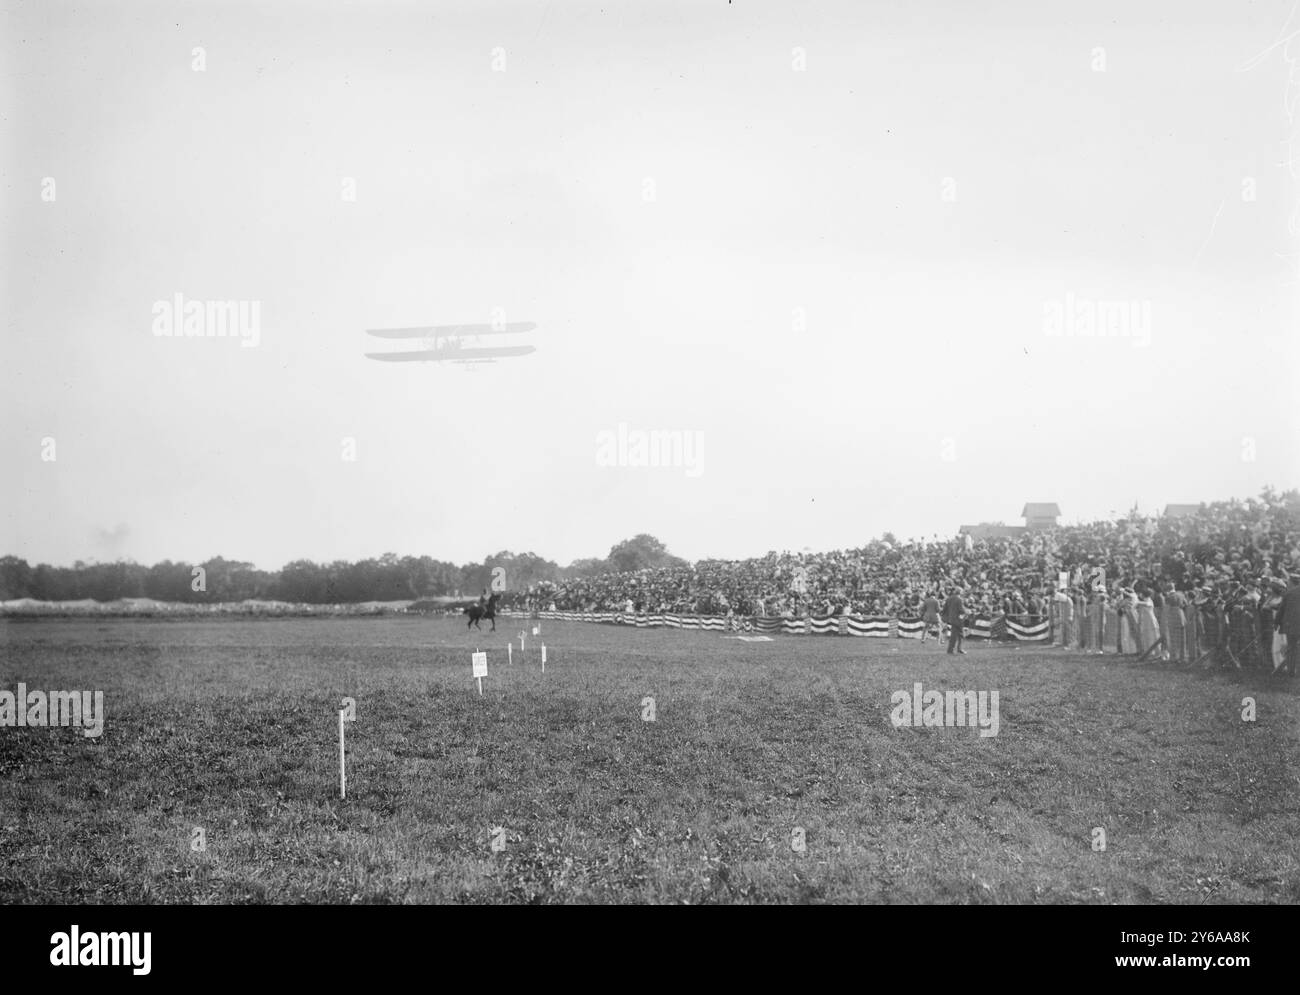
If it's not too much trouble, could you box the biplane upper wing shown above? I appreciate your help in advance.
[365,322,537,339]
[365,345,536,362]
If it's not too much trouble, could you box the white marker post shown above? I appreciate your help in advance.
[339,709,346,798]
[541,644,547,672]
[508,642,513,665]
[472,650,487,696]
[338,696,356,799]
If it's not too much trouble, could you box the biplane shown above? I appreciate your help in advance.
[364,321,537,365]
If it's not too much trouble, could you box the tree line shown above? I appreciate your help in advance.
[0,534,687,604]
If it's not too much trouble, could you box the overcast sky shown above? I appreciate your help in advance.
[3,0,1298,571]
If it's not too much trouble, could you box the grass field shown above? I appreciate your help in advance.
[1,615,1297,904]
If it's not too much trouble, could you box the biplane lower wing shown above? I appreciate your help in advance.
[365,322,537,339]
[365,345,536,362]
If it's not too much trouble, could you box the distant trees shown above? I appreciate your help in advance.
[458,551,561,596]
[31,563,79,601]
[0,550,559,604]
[606,534,687,573]
[271,556,464,603]
[562,557,610,580]
[276,560,332,603]
[192,558,264,601]
[0,556,33,600]
[0,532,689,604]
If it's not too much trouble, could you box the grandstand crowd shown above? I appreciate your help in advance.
[511,490,1300,672]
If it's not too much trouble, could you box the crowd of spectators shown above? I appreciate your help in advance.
[510,490,1300,622]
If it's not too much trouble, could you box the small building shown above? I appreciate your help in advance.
[1162,504,1201,519]
[1021,503,1061,530]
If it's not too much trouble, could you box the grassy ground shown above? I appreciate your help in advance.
[1,615,1296,904]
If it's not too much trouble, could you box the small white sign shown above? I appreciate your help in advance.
[532,626,540,636]
[472,652,488,678]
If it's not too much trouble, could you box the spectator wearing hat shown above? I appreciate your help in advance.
[1071,586,1089,649]
[1117,586,1139,655]
[1134,582,1162,660]
[1274,575,1300,677]
[1189,585,1215,663]
[1085,586,1107,654]
[1161,582,1189,664]
[920,591,943,645]
[1052,586,1074,648]
[1261,580,1286,670]
[942,587,967,655]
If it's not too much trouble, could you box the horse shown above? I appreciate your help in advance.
[464,593,499,631]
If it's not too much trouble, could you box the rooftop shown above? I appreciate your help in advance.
[1021,503,1062,518]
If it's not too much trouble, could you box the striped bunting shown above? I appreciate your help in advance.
[846,616,892,637]
[895,618,927,639]
[1003,615,1050,641]
[503,608,1049,641]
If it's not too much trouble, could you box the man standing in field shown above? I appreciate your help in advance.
[943,587,967,655]
[920,590,943,644]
